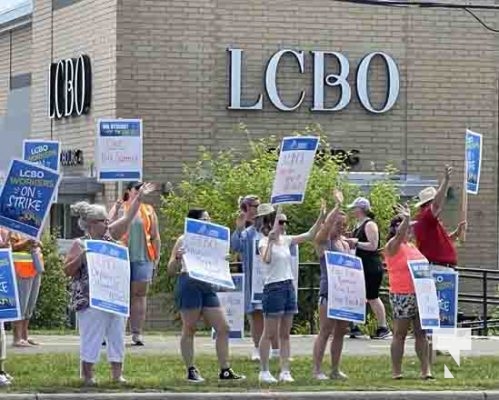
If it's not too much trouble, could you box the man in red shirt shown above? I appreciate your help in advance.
[413,165,466,269]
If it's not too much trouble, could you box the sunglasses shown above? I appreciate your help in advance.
[278,220,288,225]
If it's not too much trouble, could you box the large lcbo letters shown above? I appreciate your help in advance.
[48,54,92,120]
[228,49,400,114]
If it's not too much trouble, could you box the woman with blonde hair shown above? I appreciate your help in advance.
[64,182,156,385]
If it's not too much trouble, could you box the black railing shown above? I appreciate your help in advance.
[232,262,499,336]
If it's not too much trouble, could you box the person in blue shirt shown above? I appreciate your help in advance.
[230,195,279,361]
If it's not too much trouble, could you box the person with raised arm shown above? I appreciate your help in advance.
[257,202,326,384]
[384,204,433,380]
[312,189,350,381]
[63,182,156,386]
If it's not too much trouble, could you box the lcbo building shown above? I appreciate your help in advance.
[0,1,498,274]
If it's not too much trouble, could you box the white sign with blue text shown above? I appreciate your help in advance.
[271,136,319,205]
[326,251,366,323]
[465,129,483,195]
[0,249,21,322]
[183,218,235,289]
[96,119,143,182]
[213,273,245,340]
[86,240,130,317]
[408,259,440,330]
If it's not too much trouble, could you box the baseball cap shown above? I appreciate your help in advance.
[347,197,371,211]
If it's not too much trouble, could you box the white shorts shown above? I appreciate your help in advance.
[77,308,126,364]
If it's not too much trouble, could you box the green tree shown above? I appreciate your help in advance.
[154,124,400,332]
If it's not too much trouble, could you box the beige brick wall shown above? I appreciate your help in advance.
[0,33,10,116]
[11,26,32,76]
[116,0,498,270]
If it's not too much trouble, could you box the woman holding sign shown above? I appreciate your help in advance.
[257,202,325,384]
[384,204,433,380]
[167,208,245,383]
[63,182,156,386]
[312,189,350,381]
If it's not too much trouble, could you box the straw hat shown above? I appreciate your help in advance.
[415,187,437,208]
[255,203,275,217]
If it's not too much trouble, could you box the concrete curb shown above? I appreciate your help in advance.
[2,391,499,400]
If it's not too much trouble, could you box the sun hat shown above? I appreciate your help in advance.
[255,203,275,217]
[415,187,437,208]
[347,197,371,211]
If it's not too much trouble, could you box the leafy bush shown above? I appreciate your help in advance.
[30,231,70,329]
[155,124,401,332]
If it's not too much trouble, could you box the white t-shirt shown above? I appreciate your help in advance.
[258,235,295,285]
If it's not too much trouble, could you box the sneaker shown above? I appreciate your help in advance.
[187,367,205,383]
[279,370,295,383]
[113,376,127,384]
[259,370,278,384]
[251,347,260,361]
[82,378,97,387]
[131,334,144,346]
[219,367,246,380]
[373,327,392,340]
[0,374,10,387]
[313,372,330,381]
[349,326,363,338]
[331,370,348,380]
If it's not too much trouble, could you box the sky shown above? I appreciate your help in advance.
[0,0,30,16]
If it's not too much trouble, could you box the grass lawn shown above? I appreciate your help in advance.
[4,353,499,393]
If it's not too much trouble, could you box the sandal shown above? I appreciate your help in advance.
[13,340,31,348]
[392,374,403,380]
[421,375,435,380]
[27,338,40,346]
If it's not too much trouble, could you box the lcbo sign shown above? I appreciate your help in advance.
[48,54,92,119]
[227,48,400,114]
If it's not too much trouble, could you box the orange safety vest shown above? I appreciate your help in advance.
[13,252,37,279]
[122,203,157,261]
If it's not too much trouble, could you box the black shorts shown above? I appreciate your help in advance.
[364,267,383,300]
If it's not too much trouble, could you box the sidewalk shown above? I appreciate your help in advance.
[3,391,499,400]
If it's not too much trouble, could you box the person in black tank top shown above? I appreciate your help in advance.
[347,197,391,340]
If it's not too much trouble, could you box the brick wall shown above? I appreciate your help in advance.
[116,0,499,271]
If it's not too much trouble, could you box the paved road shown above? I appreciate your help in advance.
[8,334,499,357]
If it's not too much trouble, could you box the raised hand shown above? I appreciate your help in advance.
[333,188,344,205]
[320,198,327,217]
[444,164,453,180]
[394,203,411,218]
[138,182,157,197]
[235,211,246,230]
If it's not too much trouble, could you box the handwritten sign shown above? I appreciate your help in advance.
[251,234,266,303]
[465,129,483,195]
[0,159,61,240]
[23,140,61,202]
[86,240,130,317]
[0,249,20,322]
[96,119,143,181]
[213,273,245,340]
[271,136,319,205]
[432,269,459,328]
[326,251,366,323]
[408,259,440,329]
[183,218,234,289]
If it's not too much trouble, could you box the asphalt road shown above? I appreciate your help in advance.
[8,334,499,357]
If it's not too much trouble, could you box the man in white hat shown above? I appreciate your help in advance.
[413,165,466,270]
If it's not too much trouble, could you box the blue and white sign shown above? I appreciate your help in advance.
[0,249,21,322]
[465,129,483,195]
[0,159,61,240]
[183,218,235,289]
[432,269,459,329]
[271,136,319,205]
[23,140,61,202]
[85,240,130,317]
[213,273,245,340]
[326,251,366,323]
[250,235,265,303]
[408,259,440,330]
[96,119,143,181]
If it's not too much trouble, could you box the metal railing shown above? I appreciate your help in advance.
[291,263,499,336]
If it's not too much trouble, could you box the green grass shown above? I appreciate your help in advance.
[4,354,499,393]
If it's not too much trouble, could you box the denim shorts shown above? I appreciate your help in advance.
[262,280,298,317]
[175,274,221,311]
[130,261,154,283]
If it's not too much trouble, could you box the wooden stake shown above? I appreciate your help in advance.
[461,158,468,242]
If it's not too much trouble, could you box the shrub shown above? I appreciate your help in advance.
[30,231,70,329]
[154,123,400,332]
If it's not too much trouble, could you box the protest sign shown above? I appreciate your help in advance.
[96,119,142,181]
[0,249,20,322]
[182,218,234,289]
[0,159,60,240]
[271,136,319,205]
[326,251,366,323]
[432,269,459,329]
[291,243,299,298]
[465,129,482,195]
[212,273,245,340]
[86,240,130,317]
[408,259,440,330]
[251,233,266,303]
[23,140,61,202]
